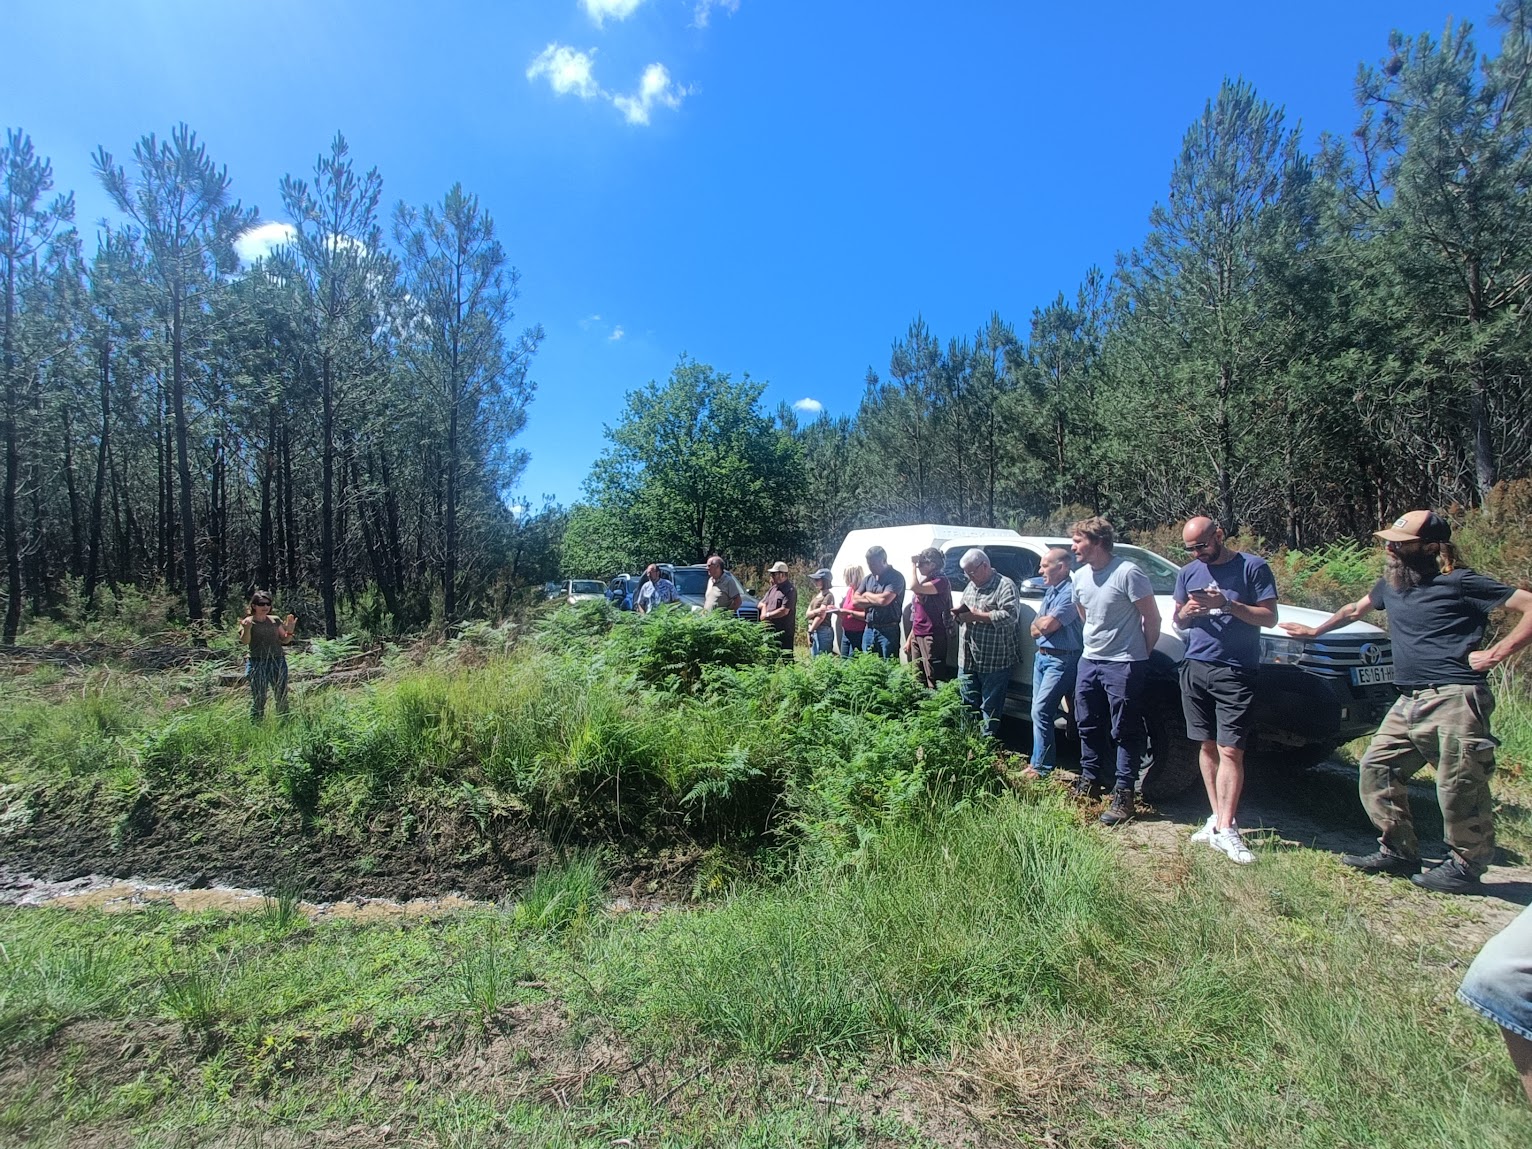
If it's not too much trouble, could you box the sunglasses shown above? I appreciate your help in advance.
[1184,540,1217,552]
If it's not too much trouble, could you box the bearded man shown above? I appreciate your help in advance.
[1281,511,1532,893]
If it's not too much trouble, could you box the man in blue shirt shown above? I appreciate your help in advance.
[1172,517,1278,865]
[855,546,907,659]
[1023,546,1082,780]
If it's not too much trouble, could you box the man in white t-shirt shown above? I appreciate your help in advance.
[1070,516,1160,826]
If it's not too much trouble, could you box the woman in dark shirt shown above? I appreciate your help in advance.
[238,590,297,719]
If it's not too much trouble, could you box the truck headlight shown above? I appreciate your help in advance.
[1260,636,1306,666]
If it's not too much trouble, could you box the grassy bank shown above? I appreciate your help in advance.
[2,793,1527,1147]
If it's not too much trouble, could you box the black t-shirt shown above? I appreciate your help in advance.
[859,568,907,629]
[1368,569,1516,686]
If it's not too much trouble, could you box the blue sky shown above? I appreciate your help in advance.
[3,0,1499,507]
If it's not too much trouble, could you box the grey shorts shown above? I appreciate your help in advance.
[1459,902,1532,1041]
[1179,659,1256,749]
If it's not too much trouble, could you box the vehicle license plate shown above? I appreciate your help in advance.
[1351,665,1395,686]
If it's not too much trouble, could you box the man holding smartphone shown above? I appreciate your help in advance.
[1172,516,1278,864]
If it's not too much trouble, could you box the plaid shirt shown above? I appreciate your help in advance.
[961,572,1022,674]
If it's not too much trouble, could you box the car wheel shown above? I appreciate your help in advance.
[1139,689,1202,802]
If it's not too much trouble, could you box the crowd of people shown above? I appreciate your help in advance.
[245,509,1532,1102]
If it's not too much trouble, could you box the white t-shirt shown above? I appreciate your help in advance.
[1071,557,1153,661]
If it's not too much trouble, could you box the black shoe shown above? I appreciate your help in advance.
[1069,777,1104,802]
[1410,856,1484,894]
[1099,788,1135,827]
[1340,850,1420,877]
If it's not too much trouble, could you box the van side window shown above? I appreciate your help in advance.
[941,546,1040,591]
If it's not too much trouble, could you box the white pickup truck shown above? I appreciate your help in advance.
[827,525,1396,800]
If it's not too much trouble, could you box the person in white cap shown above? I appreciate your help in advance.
[1281,510,1532,893]
[805,568,837,656]
[758,561,798,653]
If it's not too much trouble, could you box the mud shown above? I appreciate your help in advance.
[0,782,704,909]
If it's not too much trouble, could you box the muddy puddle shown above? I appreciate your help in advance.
[0,869,675,920]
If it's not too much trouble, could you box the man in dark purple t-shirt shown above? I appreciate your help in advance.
[1172,517,1278,866]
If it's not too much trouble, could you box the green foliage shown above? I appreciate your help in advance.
[1271,541,1381,610]
[580,356,807,567]
[510,854,605,934]
[607,607,775,692]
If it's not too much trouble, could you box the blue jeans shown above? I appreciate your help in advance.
[839,628,865,657]
[810,627,835,656]
[1030,650,1079,773]
[959,665,1012,739]
[1460,902,1532,1041]
[863,625,900,659]
[1074,657,1147,792]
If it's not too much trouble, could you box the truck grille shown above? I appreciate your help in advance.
[736,607,760,623]
[1298,635,1393,675]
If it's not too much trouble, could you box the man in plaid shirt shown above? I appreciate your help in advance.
[954,548,1021,738]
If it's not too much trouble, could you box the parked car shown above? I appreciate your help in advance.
[607,574,641,610]
[827,525,1396,800]
[565,579,609,606]
[660,563,761,622]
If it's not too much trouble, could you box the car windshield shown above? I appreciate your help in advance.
[1115,545,1182,595]
[671,568,712,597]
[570,581,605,595]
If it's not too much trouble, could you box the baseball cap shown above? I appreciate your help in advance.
[768,561,791,573]
[811,568,832,582]
[1374,510,1451,543]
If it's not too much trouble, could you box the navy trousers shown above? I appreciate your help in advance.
[1074,657,1148,792]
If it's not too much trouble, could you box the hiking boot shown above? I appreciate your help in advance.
[1410,856,1484,895]
[1190,814,1218,845]
[1099,788,1135,827]
[1069,777,1104,802]
[1212,825,1255,865]
[1340,849,1420,877]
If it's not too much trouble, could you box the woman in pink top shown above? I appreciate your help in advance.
[838,563,867,657]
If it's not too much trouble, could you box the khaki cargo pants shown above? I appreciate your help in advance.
[1359,683,1498,873]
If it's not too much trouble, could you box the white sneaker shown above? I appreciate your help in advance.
[1190,815,1217,844]
[1212,825,1255,865]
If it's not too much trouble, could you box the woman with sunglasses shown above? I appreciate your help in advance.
[238,591,298,720]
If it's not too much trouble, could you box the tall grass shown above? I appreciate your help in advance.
[572,792,1531,1145]
[1,610,1002,859]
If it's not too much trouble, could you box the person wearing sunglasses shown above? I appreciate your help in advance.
[1280,510,1532,893]
[238,590,298,720]
[1172,517,1278,865]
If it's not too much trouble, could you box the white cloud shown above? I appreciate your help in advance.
[608,325,625,341]
[613,63,687,125]
[528,46,686,127]
[526,43,601,99]
[582,0,645,27]
[792,397,824,414]
[693,0,740,28]
[234,221,295,265]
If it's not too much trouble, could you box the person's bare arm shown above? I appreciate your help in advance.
[1136,595,1161,655]
[279,613,298,644]
[1279,592,1375,639]
[1470,588,1532,671]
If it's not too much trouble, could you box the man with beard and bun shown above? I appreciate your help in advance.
[1281,511,1532,893]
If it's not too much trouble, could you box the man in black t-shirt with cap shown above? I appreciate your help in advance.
[1281,510,1532,893]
